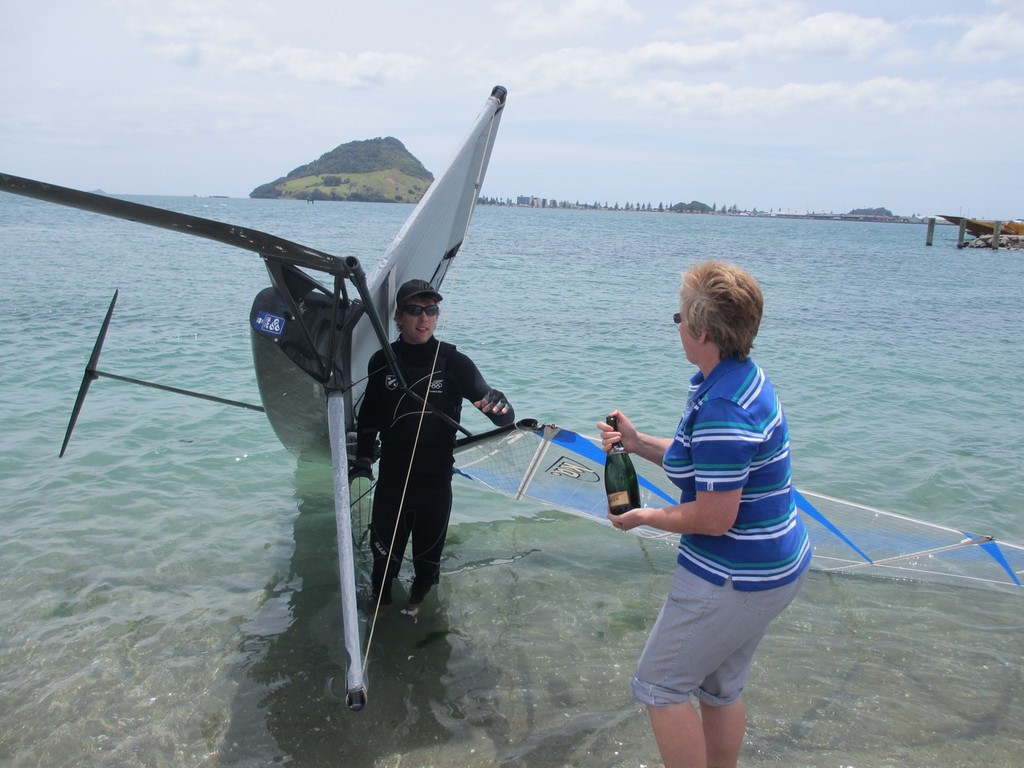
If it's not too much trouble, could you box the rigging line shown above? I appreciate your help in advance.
[800,488,985,539]
[363,239,471,663]
[360,359,467,435]
[362,335,446,669]
[818,535,994,573]
[341,368,372,395]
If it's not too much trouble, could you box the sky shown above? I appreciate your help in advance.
[3,0,1022,218]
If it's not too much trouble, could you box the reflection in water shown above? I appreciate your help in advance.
[747,570,1024,766]
[214,459,1024,767]
[216,462,659,767]
[218,460,459,765]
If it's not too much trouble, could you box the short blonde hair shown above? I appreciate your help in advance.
[679,261,763,361]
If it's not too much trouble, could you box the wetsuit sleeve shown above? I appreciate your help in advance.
[355,351,386,460]
[448,350,516,427]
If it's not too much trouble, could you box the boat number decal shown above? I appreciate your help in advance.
[255,311,286,336]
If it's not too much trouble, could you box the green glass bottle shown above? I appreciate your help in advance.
[604,414,640,515]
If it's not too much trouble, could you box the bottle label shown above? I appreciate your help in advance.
[608,491,631,508]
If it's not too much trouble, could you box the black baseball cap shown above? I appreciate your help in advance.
[396,279,443,305]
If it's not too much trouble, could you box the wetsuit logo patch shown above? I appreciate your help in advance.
[385,374,399,390]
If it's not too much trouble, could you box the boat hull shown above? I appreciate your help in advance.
[939,215,1024,237]
[250,290,333,461]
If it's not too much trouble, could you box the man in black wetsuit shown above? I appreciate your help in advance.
[352,279,515,608]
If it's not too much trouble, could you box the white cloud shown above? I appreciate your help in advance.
[3,0,1022,216]
[751,12,895,59]
[625,10,894,74]
[136,4,426,87]
[952,12,1024,62]
[230,47,425,87]
[672,0,807,36]
[495,0,643,38]
[616,76,944,118]
[509,47,633,93]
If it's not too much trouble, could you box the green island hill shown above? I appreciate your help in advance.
[250,136,434,203]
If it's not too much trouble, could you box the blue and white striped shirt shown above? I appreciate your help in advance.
[663,357,811,591]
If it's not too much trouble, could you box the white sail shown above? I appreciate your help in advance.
[349,86,507,419]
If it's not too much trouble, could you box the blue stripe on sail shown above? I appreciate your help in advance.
[794,488,873,564]
[961,530,1023,587]
[549,427,675,504]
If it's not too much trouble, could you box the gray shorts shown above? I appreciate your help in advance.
[632,565,807,708]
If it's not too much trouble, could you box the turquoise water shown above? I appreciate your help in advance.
[1,194,1023,767]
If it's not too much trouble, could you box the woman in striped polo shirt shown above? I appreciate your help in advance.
[600,260,810,768]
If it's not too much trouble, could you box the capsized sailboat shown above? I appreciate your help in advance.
[0,85,509,711]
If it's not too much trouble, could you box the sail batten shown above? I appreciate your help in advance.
[515,427,555,500]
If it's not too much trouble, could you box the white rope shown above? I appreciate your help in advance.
[362,258,465,665]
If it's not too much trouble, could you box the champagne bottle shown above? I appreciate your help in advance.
[604,414,640,515]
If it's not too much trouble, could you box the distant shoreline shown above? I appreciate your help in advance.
[476,199,931,224]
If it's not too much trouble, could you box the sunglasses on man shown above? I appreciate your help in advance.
[401,304,440,316]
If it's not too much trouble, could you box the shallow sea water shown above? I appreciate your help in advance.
[1,194,1022,766]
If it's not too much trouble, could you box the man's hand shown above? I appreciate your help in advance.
[349,458,374,481]
[475,388,509,415]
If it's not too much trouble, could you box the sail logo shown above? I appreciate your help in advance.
[545,456,600,483]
